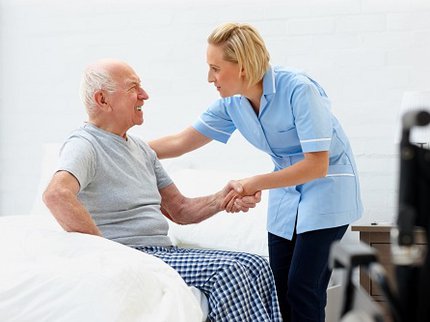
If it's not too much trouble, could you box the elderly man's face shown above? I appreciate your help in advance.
[107,64,149,131]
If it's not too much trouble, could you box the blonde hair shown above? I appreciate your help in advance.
[208,22,270,87]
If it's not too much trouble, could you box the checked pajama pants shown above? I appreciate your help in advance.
[135,246,283,322]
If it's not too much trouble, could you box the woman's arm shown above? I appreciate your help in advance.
[149,126,212,159]
[231,151,329,197]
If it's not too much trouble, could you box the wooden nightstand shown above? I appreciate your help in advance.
[351,224,427,321]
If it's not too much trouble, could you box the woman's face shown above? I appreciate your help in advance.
[206,44,245,98]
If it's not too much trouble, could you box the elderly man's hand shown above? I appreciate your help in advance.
[221,180,262,213]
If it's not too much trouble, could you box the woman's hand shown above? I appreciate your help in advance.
[237,177,260,196]
[221,179,261,213]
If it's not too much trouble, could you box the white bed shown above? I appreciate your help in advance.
[0,144,343,321]
[0,214,206,322]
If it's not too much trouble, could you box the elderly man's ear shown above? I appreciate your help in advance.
[94,91,111,111]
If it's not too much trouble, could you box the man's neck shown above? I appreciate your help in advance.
[87,119,128,140]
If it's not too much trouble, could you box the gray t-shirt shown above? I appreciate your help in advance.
[57,123,173,247]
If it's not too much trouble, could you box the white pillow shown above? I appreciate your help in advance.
[168,168,269,257]
[30,143,61,216]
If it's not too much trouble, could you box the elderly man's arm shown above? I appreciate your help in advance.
[43,171,102,236]
[159,182,261,225]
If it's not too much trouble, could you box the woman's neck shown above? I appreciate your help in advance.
[243,80,263,114]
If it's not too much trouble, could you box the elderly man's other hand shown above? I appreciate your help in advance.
[221,180,262,213]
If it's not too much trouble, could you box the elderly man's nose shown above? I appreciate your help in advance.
[139,88,149,100]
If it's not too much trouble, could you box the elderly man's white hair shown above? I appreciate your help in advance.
[79,61,118,112]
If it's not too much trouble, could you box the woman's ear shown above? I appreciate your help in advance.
[240,67,246,77]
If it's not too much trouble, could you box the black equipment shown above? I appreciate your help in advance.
[329,110,430,322]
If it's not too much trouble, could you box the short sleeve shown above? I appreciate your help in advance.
[192,98,236,143]
[291,80,333,152]
[140,141,173,190]
[57,136,96,191]
[152,154,173,190]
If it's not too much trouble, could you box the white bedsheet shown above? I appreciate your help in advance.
[0,215,205,322]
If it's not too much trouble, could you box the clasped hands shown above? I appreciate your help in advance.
[221,178,261,213]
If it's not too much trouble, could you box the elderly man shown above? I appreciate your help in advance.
[43,59,282,322]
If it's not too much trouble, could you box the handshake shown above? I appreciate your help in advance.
[220,178,262,214]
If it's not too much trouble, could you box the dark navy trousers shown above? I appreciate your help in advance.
[268,225,348,322]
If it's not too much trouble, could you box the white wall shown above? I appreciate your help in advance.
[1,0,430,225]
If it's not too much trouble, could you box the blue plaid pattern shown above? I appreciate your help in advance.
[135,246,282,322]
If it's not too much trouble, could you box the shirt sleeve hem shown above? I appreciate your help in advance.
[192,121,230,144]
[301,141,331,152]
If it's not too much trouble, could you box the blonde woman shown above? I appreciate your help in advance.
[150,23,362,322]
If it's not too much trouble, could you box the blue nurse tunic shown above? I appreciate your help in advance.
[193,65,362,240]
